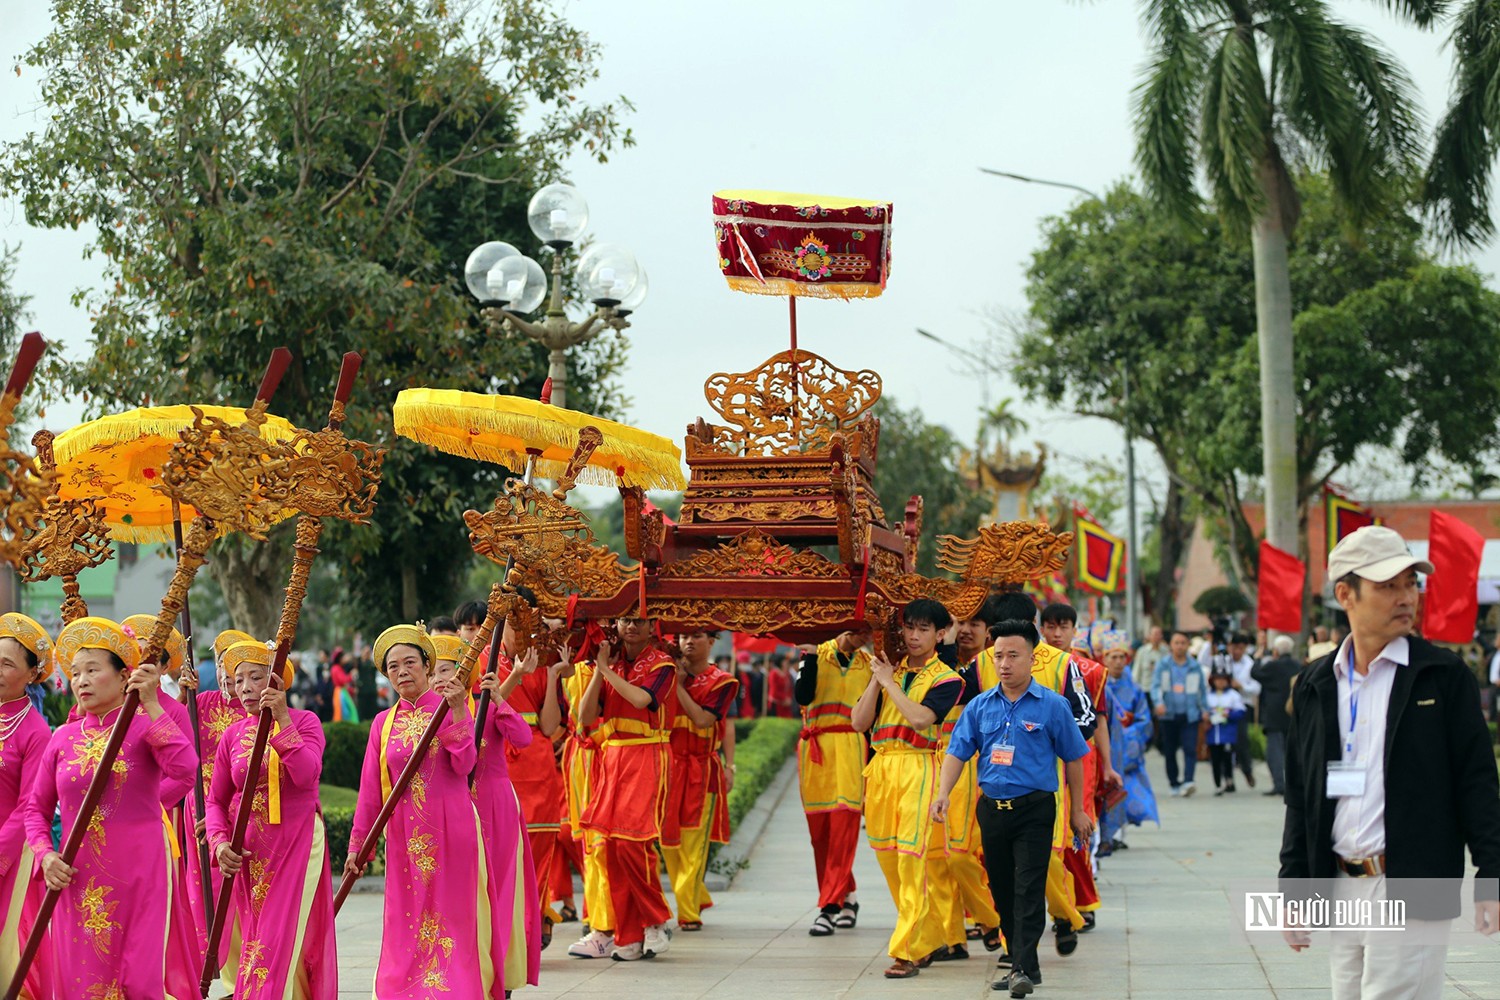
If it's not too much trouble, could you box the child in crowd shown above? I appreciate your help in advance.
[1204,669,1245,795]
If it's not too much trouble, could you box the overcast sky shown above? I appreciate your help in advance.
[2,1,1494,522]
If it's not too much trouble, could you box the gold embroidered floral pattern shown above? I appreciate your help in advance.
[248,857,273,913]
[78,877,120,956]
[416,912,455,992]
[239,938,271,996]
[66,728,129,787]
[394,708,431,748]
[407,832,437,884]
[83,982,126,1000]
[408,772,428,814]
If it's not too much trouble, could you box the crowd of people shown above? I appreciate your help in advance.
[1,526,1494,998]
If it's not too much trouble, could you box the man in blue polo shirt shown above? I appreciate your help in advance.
[934,618,1092,998]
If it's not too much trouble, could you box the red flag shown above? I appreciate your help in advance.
[1324,487,1378,563]
[1423,510,1483,643]
[1257,541,1305,632]
[732,633,781,655]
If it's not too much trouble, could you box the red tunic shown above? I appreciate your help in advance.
[1072,654,1109,821]
[485,648,563,830]
[662,667,738,847]
[579,646,675,842]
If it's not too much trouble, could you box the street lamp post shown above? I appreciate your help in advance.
[463,183,647,411]
[980,167,1142,640]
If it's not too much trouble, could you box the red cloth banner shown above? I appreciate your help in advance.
[712,190,893,300]
[1074,515,1125,593]
[1423,510,1483,644]
[1257,541,1305,633]
[1324,487,1379,563]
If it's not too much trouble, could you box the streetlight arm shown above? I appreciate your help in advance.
[492,309,547,342]
[978,168,1102,203]
[564,311,606,348]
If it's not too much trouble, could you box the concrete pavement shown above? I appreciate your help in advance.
[326,753,1500,998]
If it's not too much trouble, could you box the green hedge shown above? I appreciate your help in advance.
[726,717,800,832]
[322,721,372,789]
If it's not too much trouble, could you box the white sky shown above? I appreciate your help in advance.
[2,1,1494,525]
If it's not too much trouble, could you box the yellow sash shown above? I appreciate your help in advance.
[162,808,180,860]
[596,717,669,746]
[378,706,399,805]
[265,722,282,825]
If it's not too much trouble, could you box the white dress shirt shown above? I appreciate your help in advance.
[1226,653,1261,704]
[1330,635,1406,861]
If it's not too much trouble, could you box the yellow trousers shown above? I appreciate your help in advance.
[875,848,942,962]
[926,813,1000,947]
[1045,851,1084,930]
[661,822,714,924]
[582,831,616,932]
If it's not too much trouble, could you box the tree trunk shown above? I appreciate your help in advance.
[209,534,288,639]
[401,562,419,621]
[1252,157,1300,580]
[1151,476,1196,629]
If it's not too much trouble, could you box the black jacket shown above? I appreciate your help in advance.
[1250,655,1301,732]
[1279,637,1500,917]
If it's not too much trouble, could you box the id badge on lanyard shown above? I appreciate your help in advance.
[991,696,1018,767]
[1328,648,1366,799]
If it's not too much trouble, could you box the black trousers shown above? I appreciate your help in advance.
[1233,704,1255,779]
[976,791,1056,979]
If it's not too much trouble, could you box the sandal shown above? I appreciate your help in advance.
[833,900,859,929]
[883,959,919,979]
[808,912,836,937]
[967,925,983,941]
[982,926,1003,952]
[677,920,703,932]
[558,902,579,923]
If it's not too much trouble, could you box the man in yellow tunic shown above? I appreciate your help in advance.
[794,624,872,936]
[925,596,1005,960]
[853,599,963,979]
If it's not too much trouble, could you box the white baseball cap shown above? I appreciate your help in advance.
[1327,525,1433,583]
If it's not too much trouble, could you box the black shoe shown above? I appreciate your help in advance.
[1003,969,1034,997]
[995,951,1012,968]
[931,944,969,961]
[1080,912,1096,932]
[1053,917,1078,955]
[1225,783,1237,794]
[1263,789,1284,797]
[1245,770,1256,788]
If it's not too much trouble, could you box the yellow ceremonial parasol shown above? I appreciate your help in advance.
[393,387,685,490]
[51,404,300,543]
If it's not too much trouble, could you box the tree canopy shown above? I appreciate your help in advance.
[2,0,634,633]
[1017,176,1500,617]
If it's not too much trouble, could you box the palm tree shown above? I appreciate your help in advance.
[977,398,1030,459]
[1424,2,1500,246]
[1132,1,1425,564]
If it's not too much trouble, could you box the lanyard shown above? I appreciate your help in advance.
[996,690,1021,743]
[1345,645,1362,758]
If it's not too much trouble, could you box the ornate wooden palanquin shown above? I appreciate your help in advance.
[468,341,1074,649]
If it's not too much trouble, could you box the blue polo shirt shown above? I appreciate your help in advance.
[947,678,1090,800]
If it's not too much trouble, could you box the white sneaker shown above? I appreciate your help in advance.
[1181,781,1197,798]
[568,930,614,959]
[644,923,672,957]
[1170,786,1183,797]
[611,941,647,961]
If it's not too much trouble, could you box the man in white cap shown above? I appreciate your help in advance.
[1280,525,1500,997]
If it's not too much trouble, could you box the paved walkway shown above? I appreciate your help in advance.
[330,754,1500,998]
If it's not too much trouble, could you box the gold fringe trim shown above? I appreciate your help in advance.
[722,276,885,301]
[52,405,298,467]
[392,390,686,491]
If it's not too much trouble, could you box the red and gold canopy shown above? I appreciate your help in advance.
[713,190,892,300]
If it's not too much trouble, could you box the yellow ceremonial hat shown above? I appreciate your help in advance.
[373,624,437,676]
[430,634,466,665]
[214,629,255,663]
[122,614,186,674]
[221,640,293,689]
[0,613,55,682]
[56,617,140,676]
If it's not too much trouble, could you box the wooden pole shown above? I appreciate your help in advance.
[4,348,293,1000]
[172,497,214,917]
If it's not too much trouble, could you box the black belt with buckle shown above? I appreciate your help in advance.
[984,790,1052,810]
[1336,854,1386,878]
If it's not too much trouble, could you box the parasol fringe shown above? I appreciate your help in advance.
[51,405,296,467]
[393,394,685,491]
[722,276,886,301]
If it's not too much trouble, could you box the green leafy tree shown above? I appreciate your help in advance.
[1423,2,1500,245]
[1019,178,1500,621]
[3,0,632,634]
[1132,0,1424,582]
[871,398,992,576]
